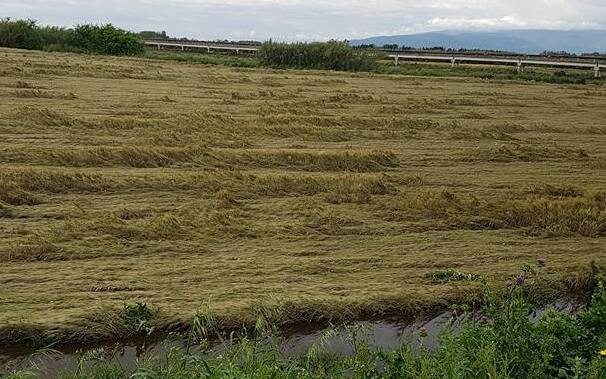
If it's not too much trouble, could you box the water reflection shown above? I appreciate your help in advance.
[0,300,582,378]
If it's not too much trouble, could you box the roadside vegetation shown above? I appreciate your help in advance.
[380,62,602,85]
[142,50,261,68]
[258,40,377,72]
[2,18,603,84]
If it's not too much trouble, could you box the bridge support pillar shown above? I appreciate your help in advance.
[517,59,523,74]
[451,57,455,68]
[394,53,399,66]
[595,64,601,78]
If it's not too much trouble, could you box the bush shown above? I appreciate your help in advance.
[120,302,154,333]
[427,268,480,283]
[71,24,144,55]
[0,19,144,56]
[0,18,73,51]
[258,40,377,72]
[39,26,78,52]
[0,18,45,50]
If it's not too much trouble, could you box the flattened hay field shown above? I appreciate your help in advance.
[0,48,605,344]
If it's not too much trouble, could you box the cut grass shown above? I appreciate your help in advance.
[382,189,606,237]
[1,146,399,171]
[465,142,590,162]
[0,168,393,199]
[0,170,114,193]
[0,181,42,205]
[0,47,605,348]
[0,202,14,218]
[5,236,66,262]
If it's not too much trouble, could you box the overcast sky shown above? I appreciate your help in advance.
[3,1,606,41]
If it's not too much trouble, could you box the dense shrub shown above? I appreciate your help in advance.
[39,26,78,52]
[71,24,144,55]
[0,19,143,56]
[259,40,377,72]
[0,18,45,50]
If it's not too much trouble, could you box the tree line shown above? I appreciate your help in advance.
[0,18,144,55]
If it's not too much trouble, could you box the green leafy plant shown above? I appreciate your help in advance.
[120,302,154,334]
[70,24,144,56]
[427,268,481,284]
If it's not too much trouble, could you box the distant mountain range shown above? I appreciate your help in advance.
[350,30,606,54]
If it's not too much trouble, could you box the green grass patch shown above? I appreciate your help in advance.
[143,50,261,68]
[380,61,604,85]
[427,269,481,284]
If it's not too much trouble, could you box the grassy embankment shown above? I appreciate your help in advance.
[0,48,605,347]
[144,48,605,85]
[4,278,606,378]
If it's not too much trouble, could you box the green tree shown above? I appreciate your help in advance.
[0,18,44,50]
[71,24,144,55]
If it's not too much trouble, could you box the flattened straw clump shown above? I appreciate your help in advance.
[250,173,391,202]
[0,181,42,205]
[239,150,399,172]
[0,170,113,193]
[16,107,79,128]
[384,189,606,237]
[502,193,606,237]
[1,146,399,172]
[466,143,590,162]
[3,237,66,262]
[51,146,212,168]
[0,202,14,218]
[527,183,583,198]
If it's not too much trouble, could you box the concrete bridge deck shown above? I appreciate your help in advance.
[145,41,258,54]
[143,40,603,77]
[388,53,603,77]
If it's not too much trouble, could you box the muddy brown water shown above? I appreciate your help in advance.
[0,300,583,378]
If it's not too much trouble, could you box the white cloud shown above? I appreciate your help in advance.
[426,16,528,29]
[1,0,605,40]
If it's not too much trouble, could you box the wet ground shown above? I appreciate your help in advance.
[0,300,583,378]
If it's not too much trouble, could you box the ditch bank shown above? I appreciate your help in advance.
[0,299,584,378]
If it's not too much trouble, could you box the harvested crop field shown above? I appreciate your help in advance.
[0,48,605,345]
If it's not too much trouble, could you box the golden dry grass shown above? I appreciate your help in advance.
[0,48,605,344]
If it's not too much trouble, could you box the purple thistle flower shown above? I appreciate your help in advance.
[516,275,525,286]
